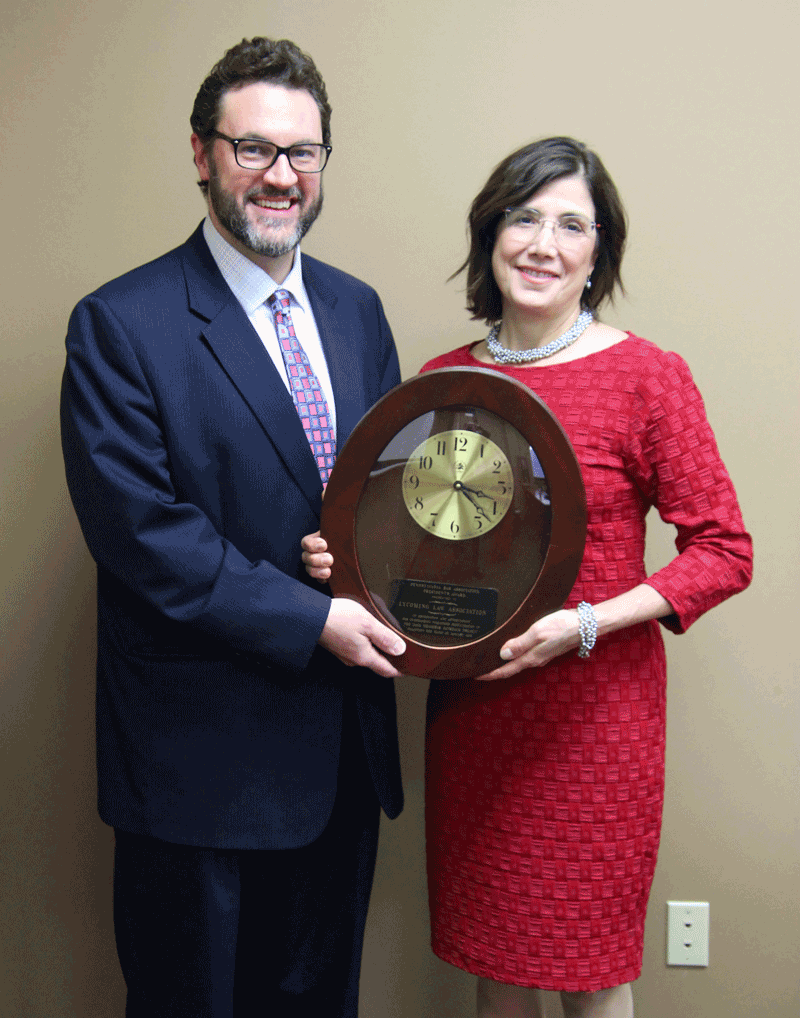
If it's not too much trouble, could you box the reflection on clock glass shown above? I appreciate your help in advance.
[354,407,552,647]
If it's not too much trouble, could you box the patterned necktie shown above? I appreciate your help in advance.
[269,289,336,486]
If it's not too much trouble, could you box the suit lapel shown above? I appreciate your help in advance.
[302,258,368,448]
[181,228,323,507]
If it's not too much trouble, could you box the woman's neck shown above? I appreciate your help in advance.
[497,306,583,351]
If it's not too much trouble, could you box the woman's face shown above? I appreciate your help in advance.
[491,174,597,324]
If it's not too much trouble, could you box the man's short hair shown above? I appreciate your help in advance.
[191,37,332,145]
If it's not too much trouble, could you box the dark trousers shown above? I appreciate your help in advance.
[113,710,381,1017]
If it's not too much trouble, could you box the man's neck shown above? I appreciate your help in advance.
[208,212,295,284]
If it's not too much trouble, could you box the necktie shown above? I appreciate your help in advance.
[269,289,336,486]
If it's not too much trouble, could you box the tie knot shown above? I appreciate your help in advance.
[270,289,292,313]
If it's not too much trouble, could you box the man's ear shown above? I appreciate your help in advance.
[191,134,211,183]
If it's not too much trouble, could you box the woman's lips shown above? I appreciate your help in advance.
[517,265,558,282]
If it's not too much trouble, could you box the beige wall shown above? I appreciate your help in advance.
[1,1,797,1015]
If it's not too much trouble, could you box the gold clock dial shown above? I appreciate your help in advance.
[401,429,515,541]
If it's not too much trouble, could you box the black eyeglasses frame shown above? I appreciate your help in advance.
[208,131,332,173]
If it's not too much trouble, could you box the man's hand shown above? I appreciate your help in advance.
[302,531,333,582]
[319,598,406,678]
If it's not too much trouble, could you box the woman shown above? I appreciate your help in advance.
[304,137,752,1017]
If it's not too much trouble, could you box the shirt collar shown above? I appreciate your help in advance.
[202,217,310,316]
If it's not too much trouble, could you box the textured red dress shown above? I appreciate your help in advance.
[422,335,752,992]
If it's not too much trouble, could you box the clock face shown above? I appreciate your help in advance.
[319,367,586,679]
[401,430,515,540]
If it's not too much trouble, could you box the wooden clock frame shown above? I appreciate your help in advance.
[320,367,587,679]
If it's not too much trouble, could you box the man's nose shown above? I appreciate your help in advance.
[263,153,298,188]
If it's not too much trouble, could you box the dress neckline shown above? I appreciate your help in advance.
[467,332,636,370]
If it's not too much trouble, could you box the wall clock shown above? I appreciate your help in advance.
[320,367,586,678]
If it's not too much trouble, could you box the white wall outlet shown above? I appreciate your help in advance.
[666,901,710,967]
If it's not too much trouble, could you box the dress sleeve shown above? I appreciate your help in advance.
[624,350,752,633]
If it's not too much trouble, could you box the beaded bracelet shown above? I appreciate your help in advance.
[576,601,598,659]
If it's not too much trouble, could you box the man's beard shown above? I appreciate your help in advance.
[207,174,323,259]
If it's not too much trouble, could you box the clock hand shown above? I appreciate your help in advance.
[453,481,492,521]
[459,483,493,500]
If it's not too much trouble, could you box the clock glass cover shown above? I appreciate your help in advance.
[354,406,551,648]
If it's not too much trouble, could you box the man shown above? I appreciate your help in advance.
[61,37,406,1017]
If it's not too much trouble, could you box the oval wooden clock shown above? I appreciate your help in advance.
[320,367,587,679]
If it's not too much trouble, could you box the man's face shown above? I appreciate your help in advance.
[192,82,324,280]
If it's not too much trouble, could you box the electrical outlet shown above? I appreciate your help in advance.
[667,901,709,967]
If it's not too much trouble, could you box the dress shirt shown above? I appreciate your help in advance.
[203,218,336,433]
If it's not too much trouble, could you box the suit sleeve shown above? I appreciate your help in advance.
[61,294,332,672]
[375,293,401,397]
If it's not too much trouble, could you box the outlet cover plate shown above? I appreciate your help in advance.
[667,901,709,967]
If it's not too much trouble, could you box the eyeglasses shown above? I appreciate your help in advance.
[209,131,332,173]
[502,207,598,249]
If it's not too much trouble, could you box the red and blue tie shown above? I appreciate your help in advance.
[269,289,336,486]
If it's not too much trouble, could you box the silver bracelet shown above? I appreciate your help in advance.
[576,601,598,659]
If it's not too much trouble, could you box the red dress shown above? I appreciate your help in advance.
[422,335,752,992]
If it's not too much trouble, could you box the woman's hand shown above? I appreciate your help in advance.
[476,584,673,681]
[477,609,581,681]
[301,531,333,582]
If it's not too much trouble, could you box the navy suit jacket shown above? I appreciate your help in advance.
[61,224,403,850]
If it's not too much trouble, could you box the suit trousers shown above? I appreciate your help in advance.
[113,702,381,1018]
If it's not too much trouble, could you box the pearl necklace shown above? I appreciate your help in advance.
[486,309,594,364]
